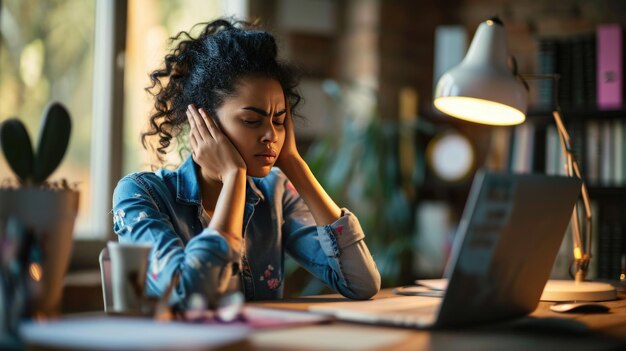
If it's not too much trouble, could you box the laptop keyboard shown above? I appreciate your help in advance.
[310,296,441,328]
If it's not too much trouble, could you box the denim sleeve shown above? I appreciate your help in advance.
[112,176,236,308]
[281,178,381,300]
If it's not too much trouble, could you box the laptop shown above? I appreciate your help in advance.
[309,170,582,329]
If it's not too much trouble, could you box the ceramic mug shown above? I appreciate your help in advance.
[107,241,152,313]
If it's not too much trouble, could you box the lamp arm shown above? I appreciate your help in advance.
[552,110,573,152]
[552,109,593,281]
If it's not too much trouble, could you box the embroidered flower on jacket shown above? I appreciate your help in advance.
[114,209,126,228]
[135,211,148,222]
[259,264,280,290]
[334,225,344,236]
[267,278,280,290]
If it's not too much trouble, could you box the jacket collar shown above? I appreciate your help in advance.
[175,156,264,205]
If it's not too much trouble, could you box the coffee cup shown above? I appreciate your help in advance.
[107,241,152,313]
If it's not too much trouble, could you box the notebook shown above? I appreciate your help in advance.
[310,171,582,329]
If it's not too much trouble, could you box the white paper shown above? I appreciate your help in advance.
[20,317,249,350]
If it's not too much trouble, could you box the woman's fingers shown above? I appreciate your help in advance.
[198,108,221,140]
[188,104,212,140]
[190,128,198,150]
[186,109,202,143]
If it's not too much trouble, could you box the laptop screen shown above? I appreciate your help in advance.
[437,171,582,327]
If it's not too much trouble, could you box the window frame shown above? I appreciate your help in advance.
[88,0,127,240]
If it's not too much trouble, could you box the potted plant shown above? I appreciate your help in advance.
[0,102,79,327]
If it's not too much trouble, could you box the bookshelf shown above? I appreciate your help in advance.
[500,20,626,282]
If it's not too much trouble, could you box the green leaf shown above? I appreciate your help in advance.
[0,118,34,184]
[33,102,72,184]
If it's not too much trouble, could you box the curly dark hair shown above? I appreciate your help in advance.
[143,18,302,161]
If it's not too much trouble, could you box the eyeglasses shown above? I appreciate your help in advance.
[153,273,246,324]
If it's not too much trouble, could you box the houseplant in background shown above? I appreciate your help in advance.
[294,80,429,293]
[0,102,78,344]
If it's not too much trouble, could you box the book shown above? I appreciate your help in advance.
[536,38,558,109]
[571,36,586,108]
[582,33,597,108]
[586,121,601,185]
[511,123,535,173]
[597,24,623,109]
[545,125,558,175]
[557,39,573,108]
[613,119,624,186]
[600,121,613,186]
[546,125,567,176]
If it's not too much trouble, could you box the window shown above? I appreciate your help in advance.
[0,0,97,237]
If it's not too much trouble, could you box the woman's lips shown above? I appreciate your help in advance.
[254,150,277,164]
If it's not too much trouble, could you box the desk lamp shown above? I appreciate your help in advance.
[434,17,617,301]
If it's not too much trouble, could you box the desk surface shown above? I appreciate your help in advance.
[22,288,626,351]
[241,288,626,351]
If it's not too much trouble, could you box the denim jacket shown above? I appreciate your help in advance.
[112,156,380,306]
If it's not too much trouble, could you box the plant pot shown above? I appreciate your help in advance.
[0,188,79,318]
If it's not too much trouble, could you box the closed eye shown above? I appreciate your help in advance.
[242,119,261,126]
[272,117,285,125]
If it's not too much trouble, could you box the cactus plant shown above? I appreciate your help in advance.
[0,101,78,321]
[0,119,34,184]
[0,102,72,187]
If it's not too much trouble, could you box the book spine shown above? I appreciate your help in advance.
[622,118,626,185]
[571,36,586,108]
[600,121,613,186]
[558,39,573,109]
[523,123,536,173]
[545,125,557,175]
[532,126,546,173]
[597,24,623,110]
[586,121,600,185]
[583,33,597,108]
[537,39,558,109]
[613,119,624,186]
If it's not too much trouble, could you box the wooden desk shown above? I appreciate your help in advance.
[242,288,626,351]
[21,288,626,351]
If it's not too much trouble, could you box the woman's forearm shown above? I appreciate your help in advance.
[280,156,341,225]
[208,169,247,252]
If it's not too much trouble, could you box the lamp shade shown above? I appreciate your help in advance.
[434,19,528,126]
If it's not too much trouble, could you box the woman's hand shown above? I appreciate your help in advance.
[276,103,302,168]
[187,104,246,182]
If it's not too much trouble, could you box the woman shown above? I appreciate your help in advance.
[112,18,380,307]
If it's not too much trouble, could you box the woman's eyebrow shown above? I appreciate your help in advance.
[242,106,286,117]
[242,106,268,116]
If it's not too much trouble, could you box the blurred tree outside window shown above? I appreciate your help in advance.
[0,0,96,237]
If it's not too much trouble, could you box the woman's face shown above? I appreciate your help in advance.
[215,76,286,178]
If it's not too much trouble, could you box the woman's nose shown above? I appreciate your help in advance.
[261,122,278,144]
